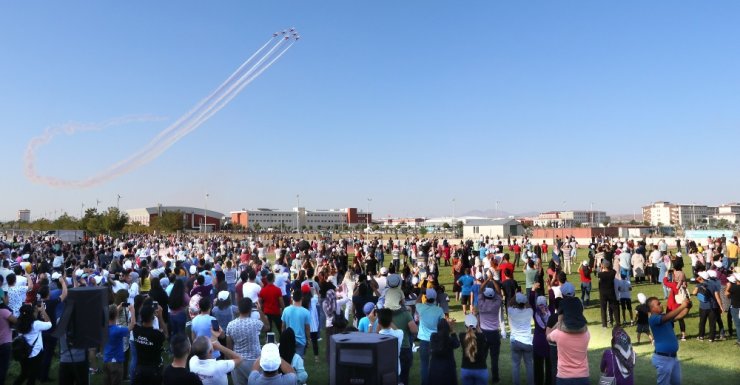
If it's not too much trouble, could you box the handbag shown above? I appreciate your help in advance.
[12,333,39,361]
[674,287,688,304]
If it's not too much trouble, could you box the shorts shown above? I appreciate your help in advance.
[461,295,471,306]
[636,324,650,334]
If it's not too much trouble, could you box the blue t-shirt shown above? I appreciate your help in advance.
[416,303,444,342]
[458,275,475,296]
[357,316,377,333]
[471,283,481,306]
[479,247,488,260]
[191,314,220,358]
[104,325,129,363]
[281,305,311,346]
[649,314,678,354]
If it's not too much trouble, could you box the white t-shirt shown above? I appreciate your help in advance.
[26,320,52,358]
[378,328,404,375]
[242,282,261,303]
[507,307,534,346]
[189,356,235,385]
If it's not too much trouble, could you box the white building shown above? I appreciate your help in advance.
[642,201,718,227]
[17,209,31,223]
[712,203,740,224]
[533,210,608,227]
[126,206,225,230]
[463,218,524,239]
[230,207,372,230]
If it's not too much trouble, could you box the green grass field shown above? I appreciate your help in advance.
[9,249,740,384]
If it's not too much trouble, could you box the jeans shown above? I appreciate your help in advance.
[620,267,630,280]
[399,347,412,385]
[39,334,57,381]
[419,340,431,385]
[600,297,620,327]
[731,308,740,342]
[0,343,10,385]
[128,343,137,381]
[103,362,123,385]
[580,282,591,305]
[482,329,501,383]
[131,365,162,385]
[652,354,681,385]
[266,313,282,335]
[511,340,534,385]
[658,262,668,298]
[461,368,489,385]
[232,359,256,385]
[698,308,717,340]
[296,343,306,358]
[555,378,589,385]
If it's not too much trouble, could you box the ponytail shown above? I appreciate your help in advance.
[464,327,477,363]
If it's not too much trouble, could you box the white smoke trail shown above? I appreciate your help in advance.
[24,31,299,188]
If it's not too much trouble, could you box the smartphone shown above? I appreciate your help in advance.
[152,301,159,308]
[122,302,130,307]
[266,332,276,344]
[211,319,220,332]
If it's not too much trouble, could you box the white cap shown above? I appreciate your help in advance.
[707,269,718,278]
[123,260,132,270]
[637,293,646,304]
[51,272,62,280]
[475,272,483,280]
[259,343,281,371]
[380,267,388,275]
[714,261,723,268]
[464,313,478,328]
[734,272,740,281]
[582,260,588,266]
[676,252,682,257]
[93,276,103,285]
[729,275,737,283]
[217,291,230,301]
[189,265,197,275]
[698,271,709,280]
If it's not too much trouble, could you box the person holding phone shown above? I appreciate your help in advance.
[191,297,221,359]
[189,330,242,385]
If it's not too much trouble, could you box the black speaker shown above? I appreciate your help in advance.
[54,286,109,348]
[329,332,398,385]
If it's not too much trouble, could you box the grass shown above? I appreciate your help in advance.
[8,248,739,384]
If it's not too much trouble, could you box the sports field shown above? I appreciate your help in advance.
[8,249,739,384]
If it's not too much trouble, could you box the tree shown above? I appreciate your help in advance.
[716,219,731,230]
[253,223,261,233]
[442,222,451,231]
[152,211,184,232]
[101,207,128,233]
[53,214,80,230]
[371,224,380,232]
[81,208,102,233]
[419,227,428,236]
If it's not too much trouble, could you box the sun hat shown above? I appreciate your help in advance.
[637,293,646,305]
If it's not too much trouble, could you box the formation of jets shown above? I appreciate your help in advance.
[273,28,300,40]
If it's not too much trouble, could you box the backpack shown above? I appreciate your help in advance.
[11,333,38,361]
[696,284,710,304]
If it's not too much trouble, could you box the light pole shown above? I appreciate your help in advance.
[204,193,209,235]
[367,198,372,231]
[116,194,122,210]
[590,202,594,226]
[452,198,456,235]
[80,203,84,219]
[296,194,300,231]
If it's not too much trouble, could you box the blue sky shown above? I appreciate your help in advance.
[2,1,740,221]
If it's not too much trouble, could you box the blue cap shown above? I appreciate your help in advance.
[560,282,575,297]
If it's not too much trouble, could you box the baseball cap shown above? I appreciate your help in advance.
[729,275,737,283]
[560,282,575,297]
[582,260,588,266]
[475,272,483,280]
[515,292,527,304]
[51,272,61,280]
[698,271,709,280]
[464,314,477,328]
[387,274,401,288]
[707,269,717,278]
[217,291,230,301]
[189,265,197,275]
[363,302,375,315]
[536,296,547,307]
[259,343,281,371]
[380,267,388,275]
[425,288,437,301]
[483,287,496,298]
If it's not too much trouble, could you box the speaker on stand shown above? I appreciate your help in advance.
[53,286,109,349]
[329,332,398,385]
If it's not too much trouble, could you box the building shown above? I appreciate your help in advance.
[712,203,740,225]
[463,218,524,239]
[642,201,717,227]
[126,206,224,231]
[17,209,31,223]
[533,210,608,227]
[230,207,372,230]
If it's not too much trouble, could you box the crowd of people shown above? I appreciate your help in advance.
[0,231,738,385]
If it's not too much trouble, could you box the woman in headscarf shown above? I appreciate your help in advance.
[600,327,635,385]
[530,289,551,385]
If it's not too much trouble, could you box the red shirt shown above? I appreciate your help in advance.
[498,262,514,282]
[512,244,521,254]
[578,266,591,283]
[235,281,244,304]
[259,283,283,316]
[541,244,548,254]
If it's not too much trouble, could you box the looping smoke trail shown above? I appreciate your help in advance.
[24,31,299,188]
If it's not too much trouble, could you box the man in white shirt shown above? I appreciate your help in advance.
[377,308,403,376]
[189,334,242,385]
[242,270,262,303]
